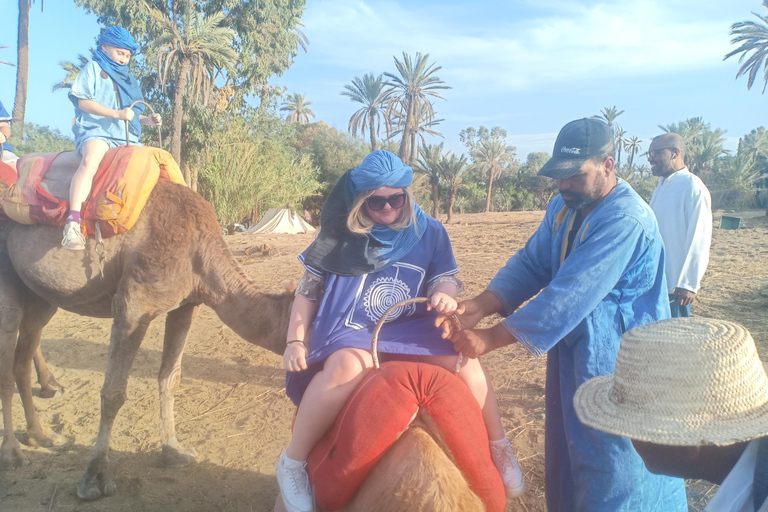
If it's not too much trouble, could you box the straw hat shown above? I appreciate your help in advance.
[573,317,768,446]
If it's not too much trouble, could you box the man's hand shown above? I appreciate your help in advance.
[435,298,485,337]
[448,323,516,359]
[0,132,6,144]
[283,342,308,372]
[673,287,696,306]
[149,113,162,126]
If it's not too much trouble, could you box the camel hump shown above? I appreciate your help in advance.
[2,146,185,238]
[307,361,506,512]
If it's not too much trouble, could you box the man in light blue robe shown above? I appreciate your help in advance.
[444,118,688,511]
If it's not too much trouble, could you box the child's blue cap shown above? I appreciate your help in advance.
[98,26,140,55]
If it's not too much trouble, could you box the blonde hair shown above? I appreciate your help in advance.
[347,187,417,234]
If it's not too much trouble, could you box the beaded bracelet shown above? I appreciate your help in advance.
[286,340,306,347]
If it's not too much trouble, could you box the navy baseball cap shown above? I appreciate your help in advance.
[538,118,615,179]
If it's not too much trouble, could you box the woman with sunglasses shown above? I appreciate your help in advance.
[276,150,524,512]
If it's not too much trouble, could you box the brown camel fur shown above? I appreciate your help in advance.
[0,179,294,500]
[274,411,486,512]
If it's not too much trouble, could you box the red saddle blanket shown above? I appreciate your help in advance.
[307,361,506,512]
[0,146,185,237]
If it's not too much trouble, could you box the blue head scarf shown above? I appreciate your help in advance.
[88,26,145,139]
[304,150,428,276]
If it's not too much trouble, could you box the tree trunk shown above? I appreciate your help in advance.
[369,115,377,152]
[13,0,30,141]
[398,99,414,163]
[484,172,494,213]
[171,56,191,171]
[430,178,439,218]
[447,190,456,223]
[409,130,418,168]
[617,146,622,170]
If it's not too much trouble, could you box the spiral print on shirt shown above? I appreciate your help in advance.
[363,276,413,323]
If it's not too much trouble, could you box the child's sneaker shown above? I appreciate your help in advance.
[61,221,86,251]
[490,438,525,498]
[275,451,314,512]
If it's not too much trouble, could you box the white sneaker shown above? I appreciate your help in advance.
[61,221,86,251]
[490,439,525,498]
[276,451,314,512]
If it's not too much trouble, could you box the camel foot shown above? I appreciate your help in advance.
[39,380,67,399]
[0,439,30,470]
[26,427,62,448]
[77,464,116,500]
[161,440,198,468]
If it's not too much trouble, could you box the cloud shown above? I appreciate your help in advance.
[302,0,736,92]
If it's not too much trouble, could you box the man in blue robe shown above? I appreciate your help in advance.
[443,118,688,511]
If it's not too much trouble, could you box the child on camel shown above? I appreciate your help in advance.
[0,100,19,168]
[276,150,525,512]
[63,26,161,251]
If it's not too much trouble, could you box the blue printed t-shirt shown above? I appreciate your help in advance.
[0,101,14,154]
[286,215,459,405]
[69,61,142,153]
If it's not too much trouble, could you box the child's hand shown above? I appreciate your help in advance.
[283,342,308,372]
[427,292,458,315]
[150,113,162,126]
[117,107,135,122]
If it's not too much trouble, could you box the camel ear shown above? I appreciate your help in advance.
[283,280,297,294]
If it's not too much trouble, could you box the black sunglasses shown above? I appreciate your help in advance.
[366,193,406,211]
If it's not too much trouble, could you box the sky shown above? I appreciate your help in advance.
[2,0,768,161]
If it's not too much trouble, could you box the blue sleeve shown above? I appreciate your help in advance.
[487,204,556,314]
[425,220,459,285]
[69,62,99,106]
[503,214,649,357]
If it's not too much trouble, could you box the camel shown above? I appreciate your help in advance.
[274,414,488,512]
[0,179,294,500]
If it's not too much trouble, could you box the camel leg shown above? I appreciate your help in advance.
[158,303,199,468]
[77,301,151,500]
[0,236,28,470]
[13,297,60,448]
[0,303,25,470]
[33,345,67,398]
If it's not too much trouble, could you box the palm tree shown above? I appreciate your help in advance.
[341,73,389,151]
[689,129,728,176]
[624,136,642,170]
[471,138,515,213]
[0,46,14,67]
[438,152,469,222]
[13,0,42,141]
[384,52,450,166]
[595,106,624,128]
[148,6,237,167]
[614,127,627,170]
[51,53,90,92]
[281,93,316,124]
[415,143,445,218]
[725,1,768,93]
[389,100,444,165]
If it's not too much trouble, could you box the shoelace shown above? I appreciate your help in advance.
[491,445,516,473]
[286,461,310,494]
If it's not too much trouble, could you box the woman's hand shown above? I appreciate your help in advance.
[116,107,135,121]
[427,292,458,315]
[283,342,308,372]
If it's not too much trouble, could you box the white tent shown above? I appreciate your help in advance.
[243,207,316,235]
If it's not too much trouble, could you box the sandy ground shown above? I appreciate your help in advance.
[1,209,767,512]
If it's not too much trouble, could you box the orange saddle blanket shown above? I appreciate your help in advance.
[0,146,185,237]
[307,361,506,512]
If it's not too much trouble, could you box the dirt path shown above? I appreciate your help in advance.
[1,210,766,511]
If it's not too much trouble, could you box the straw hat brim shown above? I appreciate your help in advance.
[574,366,768,446]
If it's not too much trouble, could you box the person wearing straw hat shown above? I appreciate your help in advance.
[63,26,162,251]
[574,317,768,512]
[438,118,687,511]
